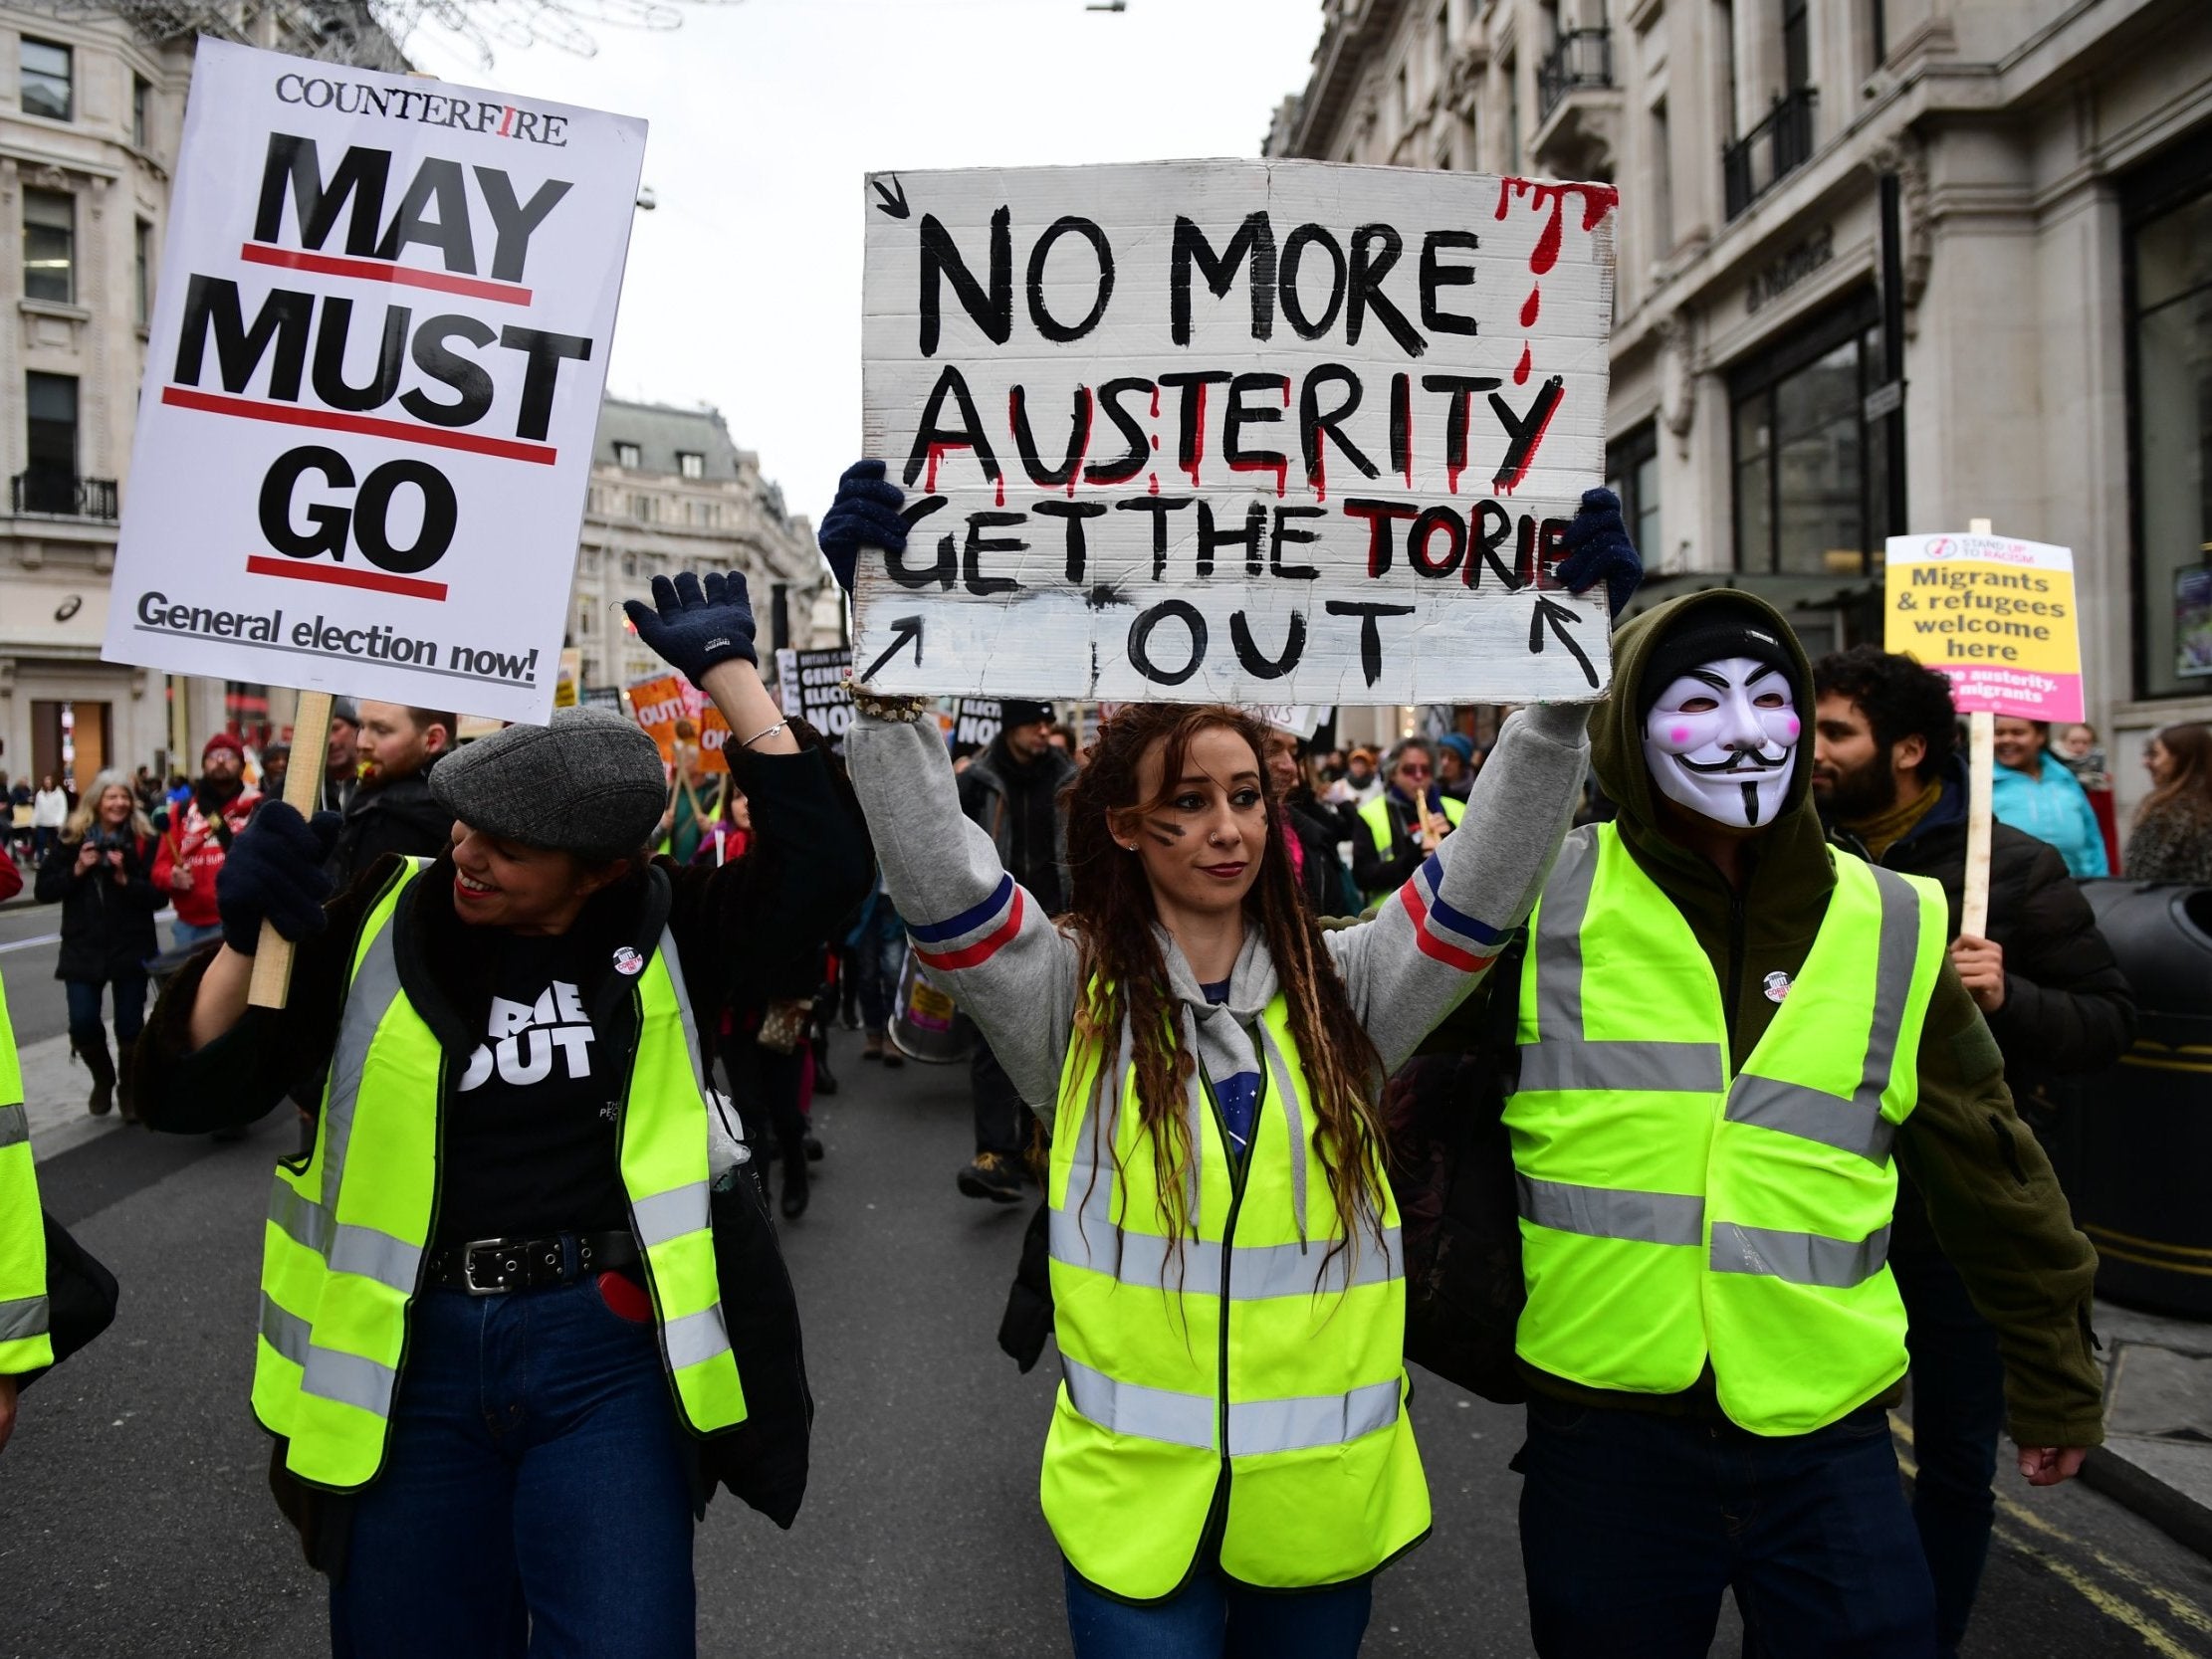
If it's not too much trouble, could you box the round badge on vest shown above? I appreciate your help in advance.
[1762,970,1792,1003]
[613,946,645,977]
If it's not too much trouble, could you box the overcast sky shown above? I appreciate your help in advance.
[407,0,1327,533]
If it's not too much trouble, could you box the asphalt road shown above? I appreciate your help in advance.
[2,953,2209,1657]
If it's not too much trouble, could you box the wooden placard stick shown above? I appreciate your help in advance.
[1961,518,1996,938]
[248,690,332,1009]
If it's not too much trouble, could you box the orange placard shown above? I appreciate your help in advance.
[624,673,731,773]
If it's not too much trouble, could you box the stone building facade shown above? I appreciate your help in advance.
[1269,0,2212,818]
[0,3,400,792]
[569,398,837,694]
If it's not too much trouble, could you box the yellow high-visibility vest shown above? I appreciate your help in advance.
[252,858,748,1489]
[0,970,53,1376]
[1503,823,1946,1435]
[1357,794,1464,896]
[1042,990,1429,1600]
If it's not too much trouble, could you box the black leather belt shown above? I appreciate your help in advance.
[424,1230,640,1296]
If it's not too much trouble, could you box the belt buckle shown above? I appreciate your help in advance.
[462,1237,520,1296]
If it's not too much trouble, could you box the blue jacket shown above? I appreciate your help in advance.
[1991,757,2108,879]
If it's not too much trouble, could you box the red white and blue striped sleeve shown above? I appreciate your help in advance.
[1325,704,1589,1072]
[844,708,1081,1113]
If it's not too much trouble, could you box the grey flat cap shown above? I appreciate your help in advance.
[432,707,667,861]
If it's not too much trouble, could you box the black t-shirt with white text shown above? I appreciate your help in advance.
[434,930,632,1247]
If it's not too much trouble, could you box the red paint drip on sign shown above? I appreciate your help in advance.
[1494,177,1620,276]
[1514,344,1532,386]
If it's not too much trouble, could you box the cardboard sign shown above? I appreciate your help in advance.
[626,672,730,771]
[855,160,1618,706]
[102,41,646,724]
[1244,705,1326,740]
[774,647,855,740]
[953,698,1005,748]
[1884,532,2084,723]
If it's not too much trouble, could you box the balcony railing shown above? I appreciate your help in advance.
[1537,28,1613,125]
[1723,86,1818,220]
[12,471,119,519]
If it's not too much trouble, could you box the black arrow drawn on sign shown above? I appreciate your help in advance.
[862,615,924,681]
[872,175,910,219]
[1528,594,1600,689]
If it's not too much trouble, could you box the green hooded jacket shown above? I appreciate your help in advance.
[1517,588,2102,1447]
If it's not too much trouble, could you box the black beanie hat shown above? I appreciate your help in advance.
[1638,599,1806,720]
[997,699,1053,731]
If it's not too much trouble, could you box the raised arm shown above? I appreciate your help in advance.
[845,703,1080,1115]
[1326,704,1588,1072]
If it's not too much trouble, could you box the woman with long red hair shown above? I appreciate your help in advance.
[819,462,1640,1657]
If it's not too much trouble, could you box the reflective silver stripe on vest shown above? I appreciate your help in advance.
[266,1176,421,1295]
[661,1304,731,1371]
[0,1294,50,1343]
[1520,828,1725,1094]
[1710,1221,1892,1288]
[260,1293,400,1412]
[1518,1174,1705,1246]
[1062,1353,1217,1449]
[1723,863,1924,1163]
[0,1102,28,1148]
[631,1182,711,1249]
[1228,1376,1401,1455]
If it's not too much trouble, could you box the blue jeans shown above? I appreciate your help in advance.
[849,933,904,1033]
[1515,1394,1936,1659]
[330,1276,697,1659]
[66,974,147,1047]
[1064,1561,1373,1659]
[1891,1191,2006,1657]
[170,919,223,950]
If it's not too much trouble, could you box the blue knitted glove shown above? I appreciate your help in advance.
[216,802,339,953]
[1556,487,1645,618]
[816,459,908,595]
[622,570,758,686]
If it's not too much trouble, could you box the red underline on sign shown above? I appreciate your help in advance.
[160,387,558,465]
[245,555,450,601]
[239,242,534,306]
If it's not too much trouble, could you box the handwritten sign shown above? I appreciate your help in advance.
[1884,532,2084,723]
[626,672,730,772]
[102,40,645,724]
[855,160,1617,706]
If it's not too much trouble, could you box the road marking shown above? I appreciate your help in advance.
[1892,1423,2209,1657]
[1891,1412,2212,1639]
[0,931,61,954]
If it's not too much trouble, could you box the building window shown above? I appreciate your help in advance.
[2125,140,2212,699]
[1730,293,1888,578]
[614,440,641,469]
[1782,0,1811,92]
[24,371,79,510]
[134,218,153,324]
[1607,422,1661,568]
[24,189,74,304]
[21,38,71,121]
[132,74,151,148]
[1504,55,1520,168]
[576,603,594,636]
[621,552,637,578]
[677,450,704,480]
[1648,98,1673,260]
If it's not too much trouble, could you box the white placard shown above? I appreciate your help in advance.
[103,41,646,724]
[856,160,1617,706]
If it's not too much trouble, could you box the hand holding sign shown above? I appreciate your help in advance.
[818,460,908,595]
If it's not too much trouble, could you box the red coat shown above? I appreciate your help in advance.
[152,788,260,927]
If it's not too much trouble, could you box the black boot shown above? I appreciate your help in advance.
[116,1045,140,1125]
[76,1029,116,1117]
[780,1150,810,1220]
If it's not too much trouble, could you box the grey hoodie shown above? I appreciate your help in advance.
[845,701,1592,1131]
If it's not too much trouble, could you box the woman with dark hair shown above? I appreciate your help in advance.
[818,460,1638,1657]
[134,571,870,1657]
[2126,723,2212,883]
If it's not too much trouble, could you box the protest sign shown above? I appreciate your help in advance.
[1244,705,1326,740]
[627,672,730,771]
[102,40,646,726]
[774,647,855,740]
[855,160,1618,706]
[953,698,1003,748]
[1884,531,2084,723]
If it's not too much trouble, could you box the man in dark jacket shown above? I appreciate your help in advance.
[1812,645,2133,1657]
[1351,736,1465,904]
[952,699,1074,1200]
[1459,592,2100,1657]
[326,703,458,891]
